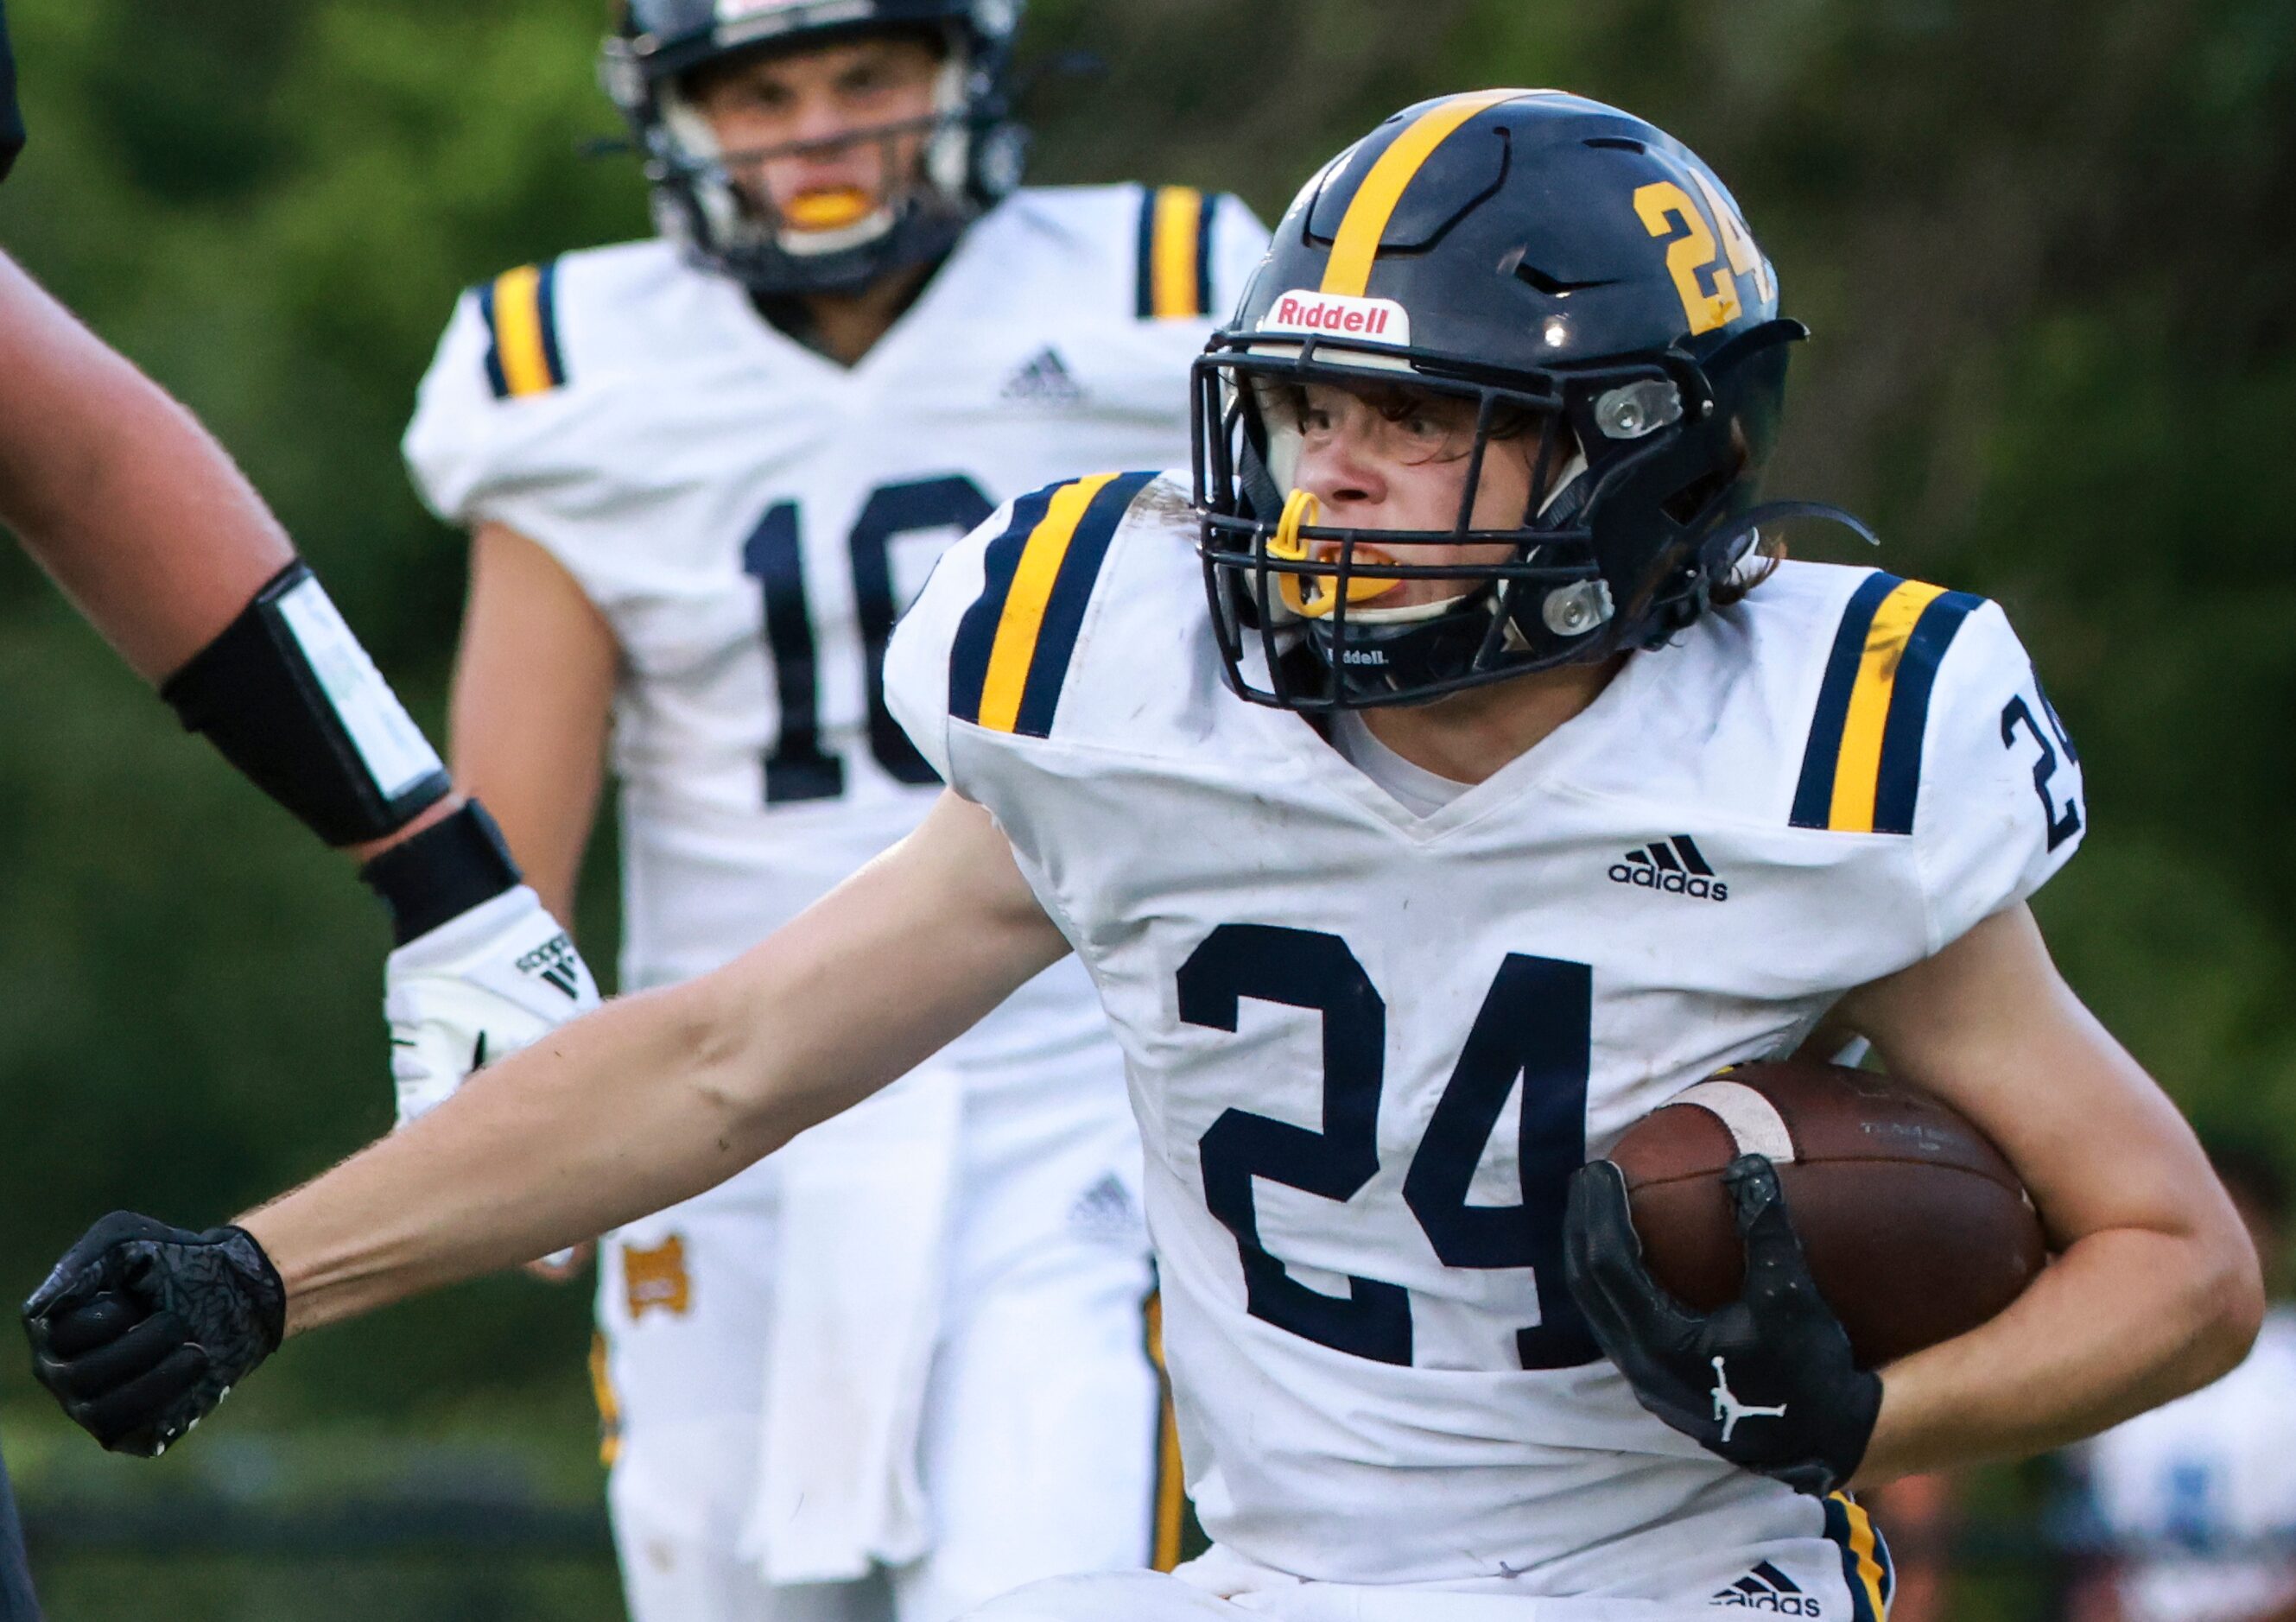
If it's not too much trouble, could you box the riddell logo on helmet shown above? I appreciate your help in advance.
[714,0,829,22]
[1261,290,1413,345]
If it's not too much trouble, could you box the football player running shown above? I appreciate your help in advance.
[24,92,2263,1622]
[0,4,596,1613]
[399,1,1264,1617]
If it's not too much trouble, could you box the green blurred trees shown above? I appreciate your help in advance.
[1,0,2292,1443]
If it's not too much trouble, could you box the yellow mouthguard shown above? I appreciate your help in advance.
[1265,489,1402,619]
[785,188,874,230]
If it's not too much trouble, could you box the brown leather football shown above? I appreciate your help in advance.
[1606,1060,2046,1368]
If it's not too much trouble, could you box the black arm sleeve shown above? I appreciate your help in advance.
[160,561,452,847]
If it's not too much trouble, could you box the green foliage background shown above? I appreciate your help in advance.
[0,0,2292,1612]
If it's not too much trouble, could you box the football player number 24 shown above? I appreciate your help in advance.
[1179,924,1601,1372]
[743,474,994,803]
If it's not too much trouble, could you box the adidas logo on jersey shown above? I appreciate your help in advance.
[1710,1562,1821,1614]
[1001,346,1084,404]
[1068,1173,1141,1243]
[1610,836,1728,901]
[517,932,588,998]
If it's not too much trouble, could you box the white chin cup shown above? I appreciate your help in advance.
[777,204,897,257]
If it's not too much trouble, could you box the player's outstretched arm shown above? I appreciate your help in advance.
[22,790,1067,1452]
[1835,902,2262,1483]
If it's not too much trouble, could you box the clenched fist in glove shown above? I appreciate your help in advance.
[22,1213,286,1456]
[1563,1153,1881,1498]
[384,882,599,1129]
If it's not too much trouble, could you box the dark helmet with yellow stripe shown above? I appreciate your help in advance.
[1195,89,1854,711]
[1,0,23,185]
[600,0,1027,297]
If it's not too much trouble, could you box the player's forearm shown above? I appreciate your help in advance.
[447,523,618,924]
[246,970,777,1334]
[1,253,468,878]
[0,252,295,681]
[1855,1220,2259,1482]
[251,798,1066,1333]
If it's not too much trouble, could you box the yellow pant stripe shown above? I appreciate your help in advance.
[1826,1492,1891,1620]
[588,1332,622,1470]
[1146,1292,1187,1572]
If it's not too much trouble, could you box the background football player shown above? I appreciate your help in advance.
[399,2,1265,1617]
[0,3,596,1612]
[22,92,2262,1622]
[2067,1146,2296,1622]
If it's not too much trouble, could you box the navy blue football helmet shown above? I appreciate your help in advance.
[1195,90,1855,711]
[1,0,24,185]
[601,0,1026,296]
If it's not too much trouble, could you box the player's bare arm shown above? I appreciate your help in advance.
[0,251,605,1131]
[449,522,618,927]
[1836,902,2262,1481]
[23,789,1064,1452]
[0,250,297,685]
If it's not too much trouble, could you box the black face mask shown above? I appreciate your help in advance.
[0,0,23,185]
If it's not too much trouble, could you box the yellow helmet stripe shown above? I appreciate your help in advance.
[1321,89,1534,298]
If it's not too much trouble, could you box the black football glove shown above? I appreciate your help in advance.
[1563,1153,1880,1497]
[22,1212,285,1457]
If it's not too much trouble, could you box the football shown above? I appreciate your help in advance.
[1605,1060,2046,1367]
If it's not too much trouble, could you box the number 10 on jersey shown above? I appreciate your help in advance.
[742,475,993,804]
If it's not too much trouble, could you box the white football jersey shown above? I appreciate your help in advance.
[404,187,1268,1070]
[2078,1308,2296,1622]
[884,472,2085,1597]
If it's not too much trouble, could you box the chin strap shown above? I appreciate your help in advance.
[1705,499,1882,564]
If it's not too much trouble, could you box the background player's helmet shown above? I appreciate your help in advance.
[602,0,1027,297]
[1,0,24,186]
[1195,90,1831,711]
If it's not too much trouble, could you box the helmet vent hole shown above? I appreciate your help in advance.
[1515,261,1614,297]
[1583,136,1648,154]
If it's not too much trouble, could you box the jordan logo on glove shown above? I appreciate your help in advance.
[1710,1356,1789,1442]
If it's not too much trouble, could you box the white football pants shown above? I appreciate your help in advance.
[959,1570,1725,1622]
[595,1074,1161,1622]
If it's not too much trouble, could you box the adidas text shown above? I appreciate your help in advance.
[1610,865,1728,902]
[1709,1562,1821,1614]
[517,934,587,998]
[1612,836,1728,902]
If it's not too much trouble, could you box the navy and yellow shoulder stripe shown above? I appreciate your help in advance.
[475,260,568,400]
[1135,185,1221,320]
[1791,571,1987,835]
[948,471,1159,739]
